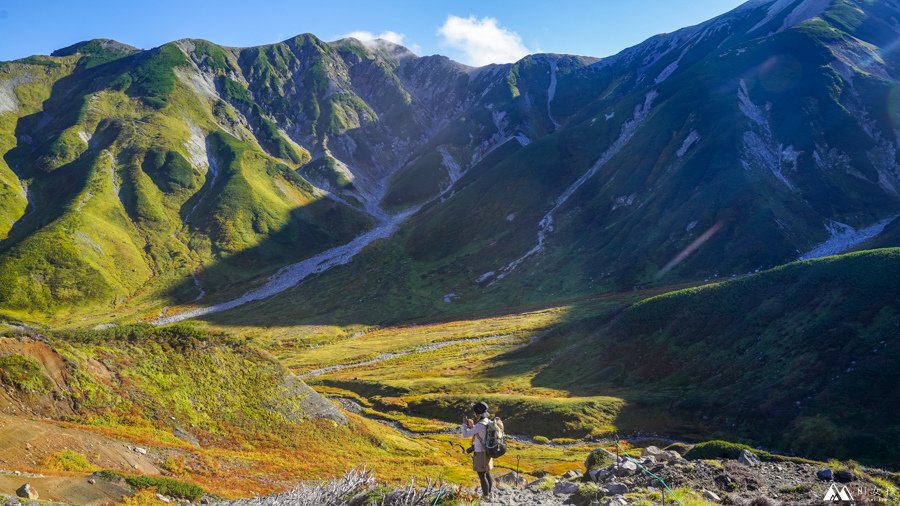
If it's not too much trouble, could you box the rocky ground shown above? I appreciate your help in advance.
[481,445,897,506]
[2,444,897,505]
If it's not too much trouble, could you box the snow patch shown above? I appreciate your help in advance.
[514,133,531,146]
[677,130,700,158]
[442,293,460,303]
[605,112,615,121]
[799,215,900,260]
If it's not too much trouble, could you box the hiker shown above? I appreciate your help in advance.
[462,401,494,498]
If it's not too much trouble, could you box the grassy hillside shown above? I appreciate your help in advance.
[0,42,370,324]
[0,324,473,496]
[537,248,900,467]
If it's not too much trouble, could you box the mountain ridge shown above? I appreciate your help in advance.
[0,0,899,326]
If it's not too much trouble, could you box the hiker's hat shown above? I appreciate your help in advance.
[472,401,488,414]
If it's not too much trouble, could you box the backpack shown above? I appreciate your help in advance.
[484,417,507,458]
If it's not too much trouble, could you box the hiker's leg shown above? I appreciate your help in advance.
[484,469,494,494]
[478,472,491,495]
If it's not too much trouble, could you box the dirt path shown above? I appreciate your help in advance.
[0,415,160,475]
[299,335,515,378]
[0,474,131,506]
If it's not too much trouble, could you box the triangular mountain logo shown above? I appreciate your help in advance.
[823,483,854,502]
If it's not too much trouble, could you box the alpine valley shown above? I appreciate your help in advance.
[1,0,899,504]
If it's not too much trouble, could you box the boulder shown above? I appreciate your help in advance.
[562,469,582,480]
[703,489,722,502]
[553,480,580,495]
[664,450,686,463]
[606,482,629,495]
[614,460,638,477]
[641,446,663,459]
[16,484,38,500]
[527,476,554,490]
[496,471,526,486]
[737,449,761,467]
[817,468,833,481]
[834,470,856,483]
[589,467,613,483]
[602,495,628,506]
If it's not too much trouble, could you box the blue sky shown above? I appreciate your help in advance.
[0,0,748,65]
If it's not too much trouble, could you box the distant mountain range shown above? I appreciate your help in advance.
[1,0,899,324]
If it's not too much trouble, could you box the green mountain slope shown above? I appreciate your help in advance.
[207,0,900,330]
[1,0,899,329]
[535,248,900,466]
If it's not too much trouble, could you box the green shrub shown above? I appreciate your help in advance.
[576,482,600,502]
[126,44,188,108]
[684,440,755,460]
[0,354,51,392]
[664,442,692,455]
[584,448,613,471]
[532,435,550,444]
[778,484,811,494]
[98,471,204,500]
[43,450,97,472]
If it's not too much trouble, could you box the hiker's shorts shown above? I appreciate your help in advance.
[472,451,493,472]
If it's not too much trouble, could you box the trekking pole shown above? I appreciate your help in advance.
[615,433,620,473]
[516,456,520,477]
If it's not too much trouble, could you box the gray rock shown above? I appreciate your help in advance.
[737,449,760,467]
[614,460,638,477]
[156,494,172,503]
[640,446,663,458]
[589,467,612,483]
[817,468,833,481]
[15,484,37,501]
[526,476,556,492]
[662,450,686,462]
[602,495,627,506]
[606,482,629,495]
[562,470,582,480]
[496,471,526,486]
[173,427,201,447]
[834,469,855,483]
[702,489,722,502]
[553,480,579,495]
[88,478,96,485]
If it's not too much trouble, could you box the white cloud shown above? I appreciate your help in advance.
[345,30,407,46]
[437,15,530,66]
[342,30,421,54]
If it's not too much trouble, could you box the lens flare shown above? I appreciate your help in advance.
[655,221,725,280]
